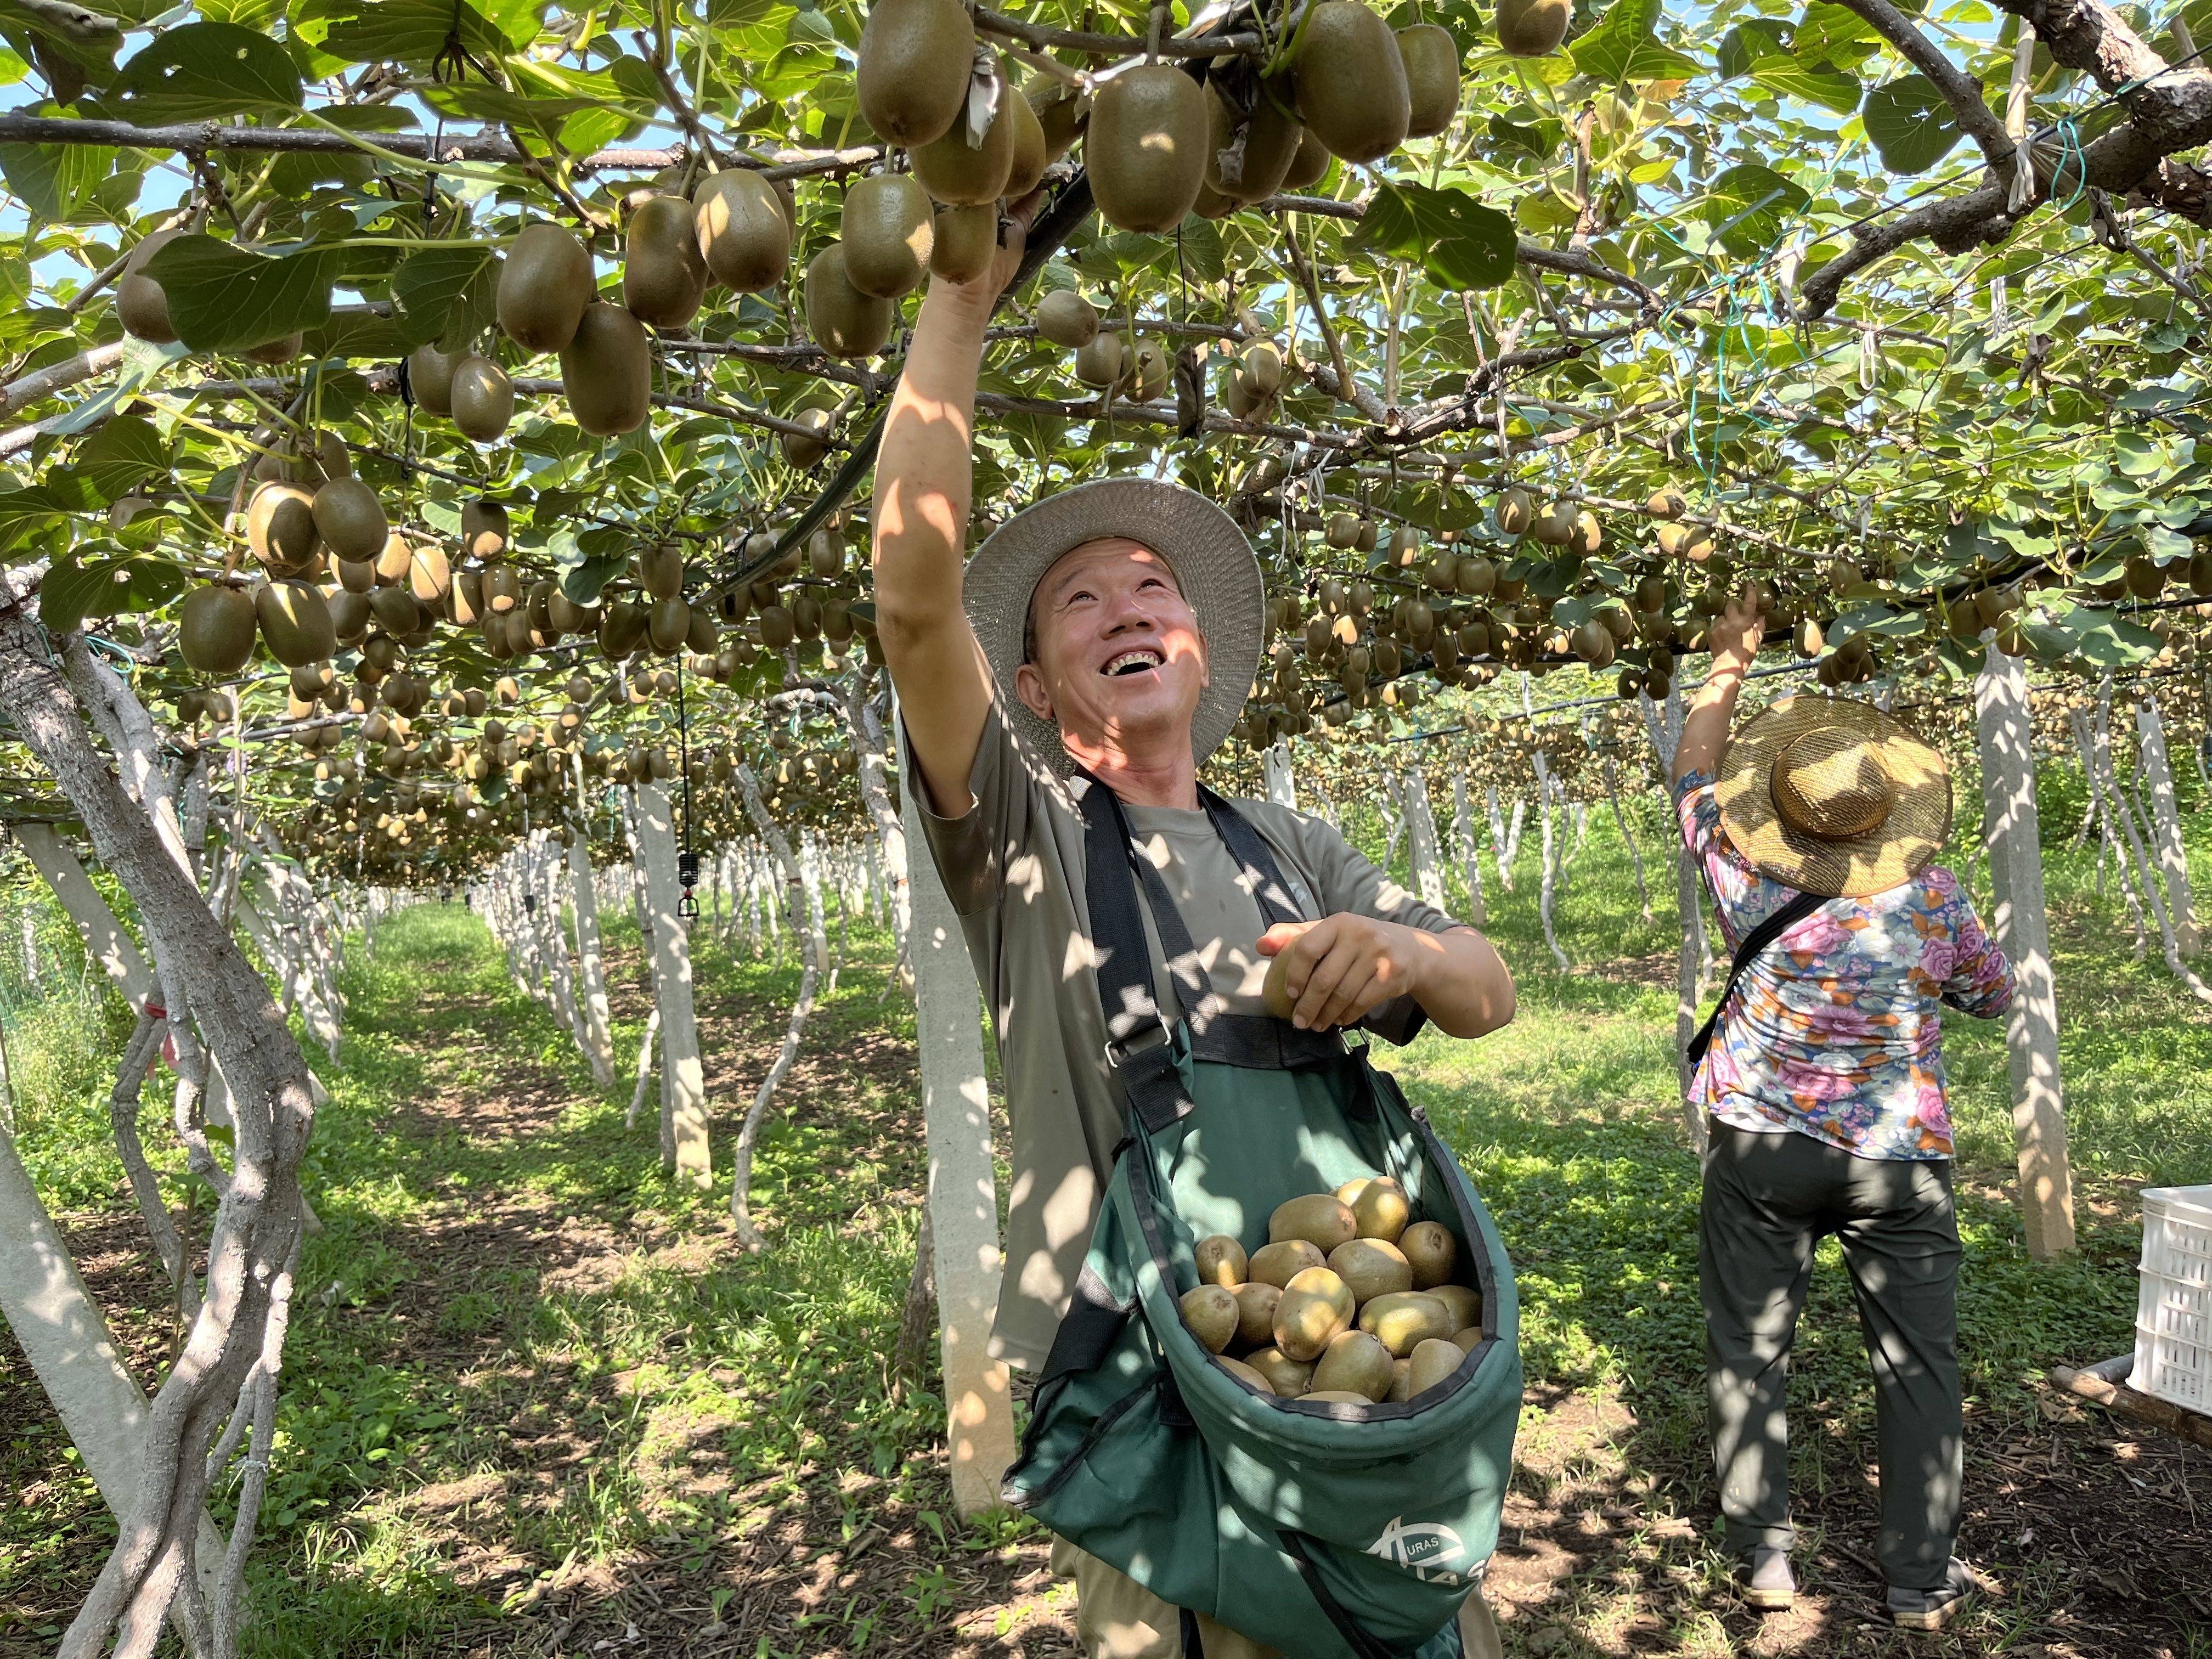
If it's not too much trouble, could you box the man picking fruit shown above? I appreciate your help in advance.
[871,195,1517,1659]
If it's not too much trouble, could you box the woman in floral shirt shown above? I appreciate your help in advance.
[1672,590,2014,1632]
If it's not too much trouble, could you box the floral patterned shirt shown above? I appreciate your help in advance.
[1676,769,2015,1161]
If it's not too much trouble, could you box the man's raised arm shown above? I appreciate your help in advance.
[868,200,1037,817]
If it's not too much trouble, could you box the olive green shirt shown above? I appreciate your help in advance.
[912,696,1462,1370]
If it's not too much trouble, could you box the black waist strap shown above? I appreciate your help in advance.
[1686,889,1826,1068]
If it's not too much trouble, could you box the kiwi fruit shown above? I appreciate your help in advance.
[840,174,936,300]
[1194,1234,1248,1288]
[1192,180,1237,220]
[328,588,371,644]
[256,580,336,667]
[1426,1283,1482,1333]
[1073,330,1126,388]
[1496,487,1536,535]
[1232,1281,1282,1347]
[1310,1330,1394,1402]
[560,302,652,435]
[1248,1237,1325,1289]
[407,343,461,415]
[1644,485,1686,520]
[636,544,686,599]
[242,334,302,365]
[759,603,796,649]
[647,596,691,655]
[622,194,710,327]
[912,87,1017,206]
[1269,1193,1357,1252]
[1396,25,1459,138]
[499,222,595,353]
[1452,1325,1483,1357]
[310,477,387,563]
[374,530,413,586]
[686,607,718,654]
[1180,1284,1239,1353]
[408,543,453,606]
[1328,1238,1413,1304]
[855,0,975,148]
[369,585,420,636]
[1336,1175,1410,1242]
[1004,87,1049,198]
[1284,1265,1355,1326]
[805,244,896,360]
[1407,1336,1465,1397]
[928,202,1000,283]
[1216,1356,1274,1395]
[599,601,648,659]
[1036,288,1099,348]
[1273,1285,1349,1362]
[1260,949,1302,1021]
[337,557,374,595]
[179,584,257,674]
[1246,1347,1313,1396]
[1294,2,1410,163]
[461,499,510,561]
[1357,1290,1453,1356]
[450,355,515,442]
[116,228,183,344]
[693,169,793,292]
[782,404,836,466]
[1086,63,1209,233]
[1532,500,1577,546]
[247,483,321,575]
[1388,1358,1413,1402]
[1281,125,1331,190]
[1032,83,1087,162]
[1205,78,1305,203]
[1128,340,1170,402]
[1399,1220,1457,1289]
[484,563,523,613]
[1496,0,1570,57]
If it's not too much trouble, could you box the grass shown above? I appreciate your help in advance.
[0,757,2207,1657]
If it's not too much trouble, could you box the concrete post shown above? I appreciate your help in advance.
[1974,641,2076,1259]
[899,747,1014,1516]
[2134,695,2198,958]
[567,834,618,1088]
[15,823,156,1009]
[636,782,711,1187]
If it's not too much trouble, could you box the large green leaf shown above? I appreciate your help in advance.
[1699,163,1808,258]
[1716,20,1789,79]
[40,553,185,632]
[140,235,341,354]
[319,0,520,65]
[1861,75,1965,175]
[1354,182,1517,291]
[72,412,170,504]
[0,138,110,221]
[1568,0,1695,83]
[106,21,302,121]
[392,243,497,348]
[1750,57,1861,116]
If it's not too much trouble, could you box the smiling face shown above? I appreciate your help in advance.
[1013,537,1210,766]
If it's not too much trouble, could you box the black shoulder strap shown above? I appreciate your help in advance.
[1685,889,1826,1069]
[1199,787,1308,929]
[1076,776,1199,1135]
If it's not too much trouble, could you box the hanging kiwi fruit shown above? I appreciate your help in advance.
[248,482,321,576]
[256,580,338,667]
[407,343,460,416]
[460,498,510,562]
[805,244,896,360]
[1396,24,1460,139]
[839,173,936,300]
[310,477,387,564]
[1035,289,1100,348]
[179,584,257,674]
[1497,0,1570,55]
[1086,63,1209,233]
[929,202,1000,283]
[781,404,837,466]
[693,168,793,291]
[855,0,975,148]
[622,194,710,328]
[498,222,595,353]
[450,355,515,442]
[1003,86,1050,198]
[116,228,184,344]
[1293,2,1410,163]
[912,76,1018,206]
[1204,66,1305,204]
[560,302,652,436]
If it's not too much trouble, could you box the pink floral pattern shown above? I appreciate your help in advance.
[1677,770,2016,1160]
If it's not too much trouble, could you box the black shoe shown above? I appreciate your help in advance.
[1887,1558,1976,1631]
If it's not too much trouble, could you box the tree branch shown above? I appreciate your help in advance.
[1834,0,2018,165]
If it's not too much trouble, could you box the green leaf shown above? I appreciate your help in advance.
[1717,20,1789,79]
[1699,163,1808,258]
[391,242,496,348]
[1749,57,1861,116]
[40,554,184,631]
[1861,75,1964,174]
[319,0,517,66]
[1566,0,1650,76]
[553,529,625,605]
[0,139,111,221]
[0,486,67,550]
[73,412,168,504]
[106,21,302,122]
[1353,182,1517,291]
[140,235,341,354]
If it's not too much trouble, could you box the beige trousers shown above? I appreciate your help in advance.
[1052,1537,1504,1659]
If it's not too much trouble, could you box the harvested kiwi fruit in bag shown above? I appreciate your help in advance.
[1184,1177,1482,1407]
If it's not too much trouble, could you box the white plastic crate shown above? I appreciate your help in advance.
[2133,1183,2212,1415]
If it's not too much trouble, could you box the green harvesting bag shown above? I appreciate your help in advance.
[1001,780,1522,1659]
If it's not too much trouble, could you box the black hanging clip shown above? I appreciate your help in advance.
[678,850,700,920]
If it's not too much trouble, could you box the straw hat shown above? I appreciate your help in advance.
[961,478,1265,776]
[1714,696,1953,898]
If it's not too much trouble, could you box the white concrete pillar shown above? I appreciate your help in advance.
[2135,695,2197,958]
[15,823,156,1009]
[1974,641,2076,1259]
[567,835,617,1088]
[900,749,1014,1515]
[636,782,710,1187]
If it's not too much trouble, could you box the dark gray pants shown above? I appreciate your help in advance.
[1699,1122,1963,1591]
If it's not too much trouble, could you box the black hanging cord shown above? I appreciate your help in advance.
[675,654,699,919]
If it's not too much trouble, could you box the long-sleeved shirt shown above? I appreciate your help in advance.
[1676,769,2016,1161]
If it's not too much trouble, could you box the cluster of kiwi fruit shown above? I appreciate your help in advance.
[1178,1177,1482,1406]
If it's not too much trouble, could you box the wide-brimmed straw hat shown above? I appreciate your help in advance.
[962,478,1265,777]
[1715,696,1953,898]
